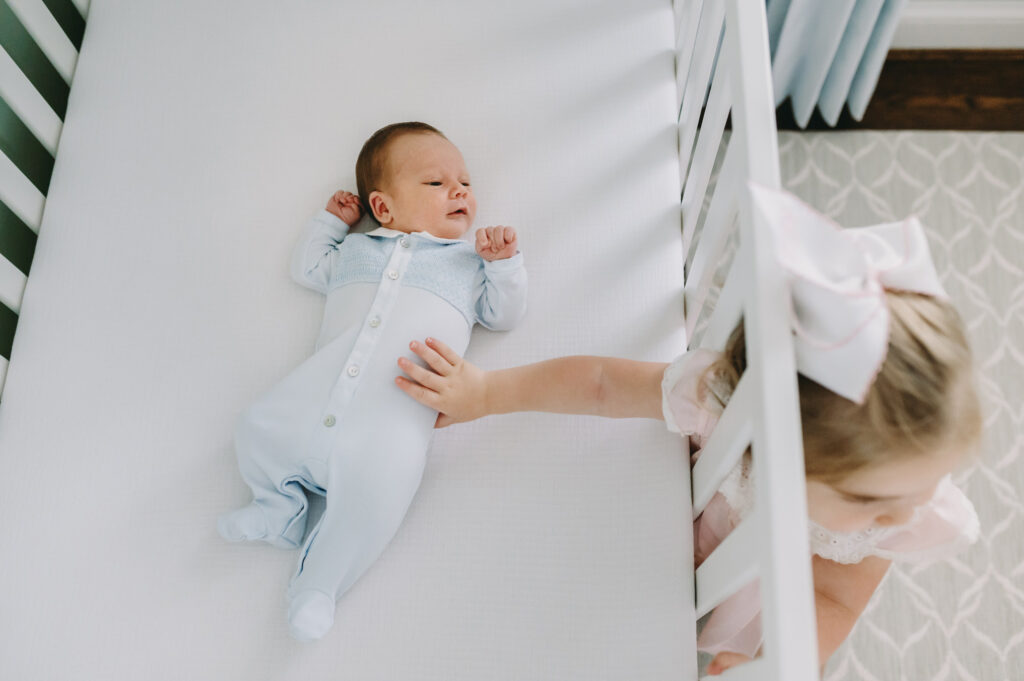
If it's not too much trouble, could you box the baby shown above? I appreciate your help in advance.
[218,122,527,641]
[394,186,981,673]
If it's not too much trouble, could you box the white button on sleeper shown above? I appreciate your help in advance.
[323,415,336,427]
[399,237,410,248]
[369,317,381,328]
[387,270,399,280]
[347,365,359,377]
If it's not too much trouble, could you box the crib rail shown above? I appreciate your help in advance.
[0,0,87,399]
[674,1,818,678]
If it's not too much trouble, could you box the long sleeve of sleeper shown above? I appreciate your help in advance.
[290,210,351,293]
[473,252,528,331]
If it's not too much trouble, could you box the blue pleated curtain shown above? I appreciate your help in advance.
[767,0,910,127]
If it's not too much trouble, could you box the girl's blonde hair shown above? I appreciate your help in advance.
[703,290,982,483]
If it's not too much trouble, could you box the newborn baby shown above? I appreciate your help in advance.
[218,122,527,641]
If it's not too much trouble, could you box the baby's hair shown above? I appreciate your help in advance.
[700,290,982,483]
[355,121,447,222]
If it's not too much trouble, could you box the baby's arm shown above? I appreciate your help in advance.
[290,190,363,293]
[473,226,527,330]
[395,337,667,427]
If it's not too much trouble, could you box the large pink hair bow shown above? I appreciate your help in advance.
[748,184,948,404]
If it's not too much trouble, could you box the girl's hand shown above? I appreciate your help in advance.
[706,652,752,676]
[326,190,363,226]
[395,337,487,428]
[475,225,518,261]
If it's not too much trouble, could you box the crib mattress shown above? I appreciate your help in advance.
[0,1,692,679]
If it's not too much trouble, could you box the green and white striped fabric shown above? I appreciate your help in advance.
[0,0,88,397]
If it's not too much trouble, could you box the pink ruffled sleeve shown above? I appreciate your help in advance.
[660,349,726,451]
[873,475,980,562]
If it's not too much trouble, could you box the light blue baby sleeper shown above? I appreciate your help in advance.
[218,210,527,640]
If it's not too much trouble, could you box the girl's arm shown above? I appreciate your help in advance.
[395,337,667,427]
[707,553,890,676]
[812,554,891,669]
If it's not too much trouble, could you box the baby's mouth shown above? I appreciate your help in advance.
[447,208,468,217]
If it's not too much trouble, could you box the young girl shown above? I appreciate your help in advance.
[391,187,982,673]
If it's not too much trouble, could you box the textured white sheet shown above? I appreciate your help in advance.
[0,1,692,679]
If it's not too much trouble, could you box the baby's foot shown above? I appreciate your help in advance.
[288,590,335,642]
[217,504,300,549]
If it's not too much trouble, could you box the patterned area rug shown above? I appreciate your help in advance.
[777,131,1024,681]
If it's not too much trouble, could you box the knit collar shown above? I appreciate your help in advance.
[366,226,465,244]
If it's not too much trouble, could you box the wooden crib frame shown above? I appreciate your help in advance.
[0,0,818,677]
[0,0,88,395]
[674,0,818,678]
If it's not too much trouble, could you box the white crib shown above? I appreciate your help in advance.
[0,1,817,678]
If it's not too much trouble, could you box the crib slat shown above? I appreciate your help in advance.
[691,374,752,519]
[676,0,724,186]
[697,244,744,351]
[0,353,8,394]
[673,0,705,112]
[695,515,758,618]
[679,56,730,230]
[7,0,80,80]
[683,133,737,276]
[0,2,71,118]
[0,150,44,231]
[726,0,818,678]
[0,45,63,154]
[0,95,54,194]
[0,198,35,274]
[0,245,26,315]
[38,0,86,50]
[684,159,739,341]
[0,299,16,359]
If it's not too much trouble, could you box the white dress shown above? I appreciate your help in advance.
[661,350,979,657]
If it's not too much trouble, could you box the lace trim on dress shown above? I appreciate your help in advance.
[807,483,981,564]
[710,456,979,565]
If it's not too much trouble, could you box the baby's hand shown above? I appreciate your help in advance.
[326,190,363,226]
[475,226,518,261]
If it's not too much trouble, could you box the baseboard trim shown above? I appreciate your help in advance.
[894,1,1024,49]
[776,49,1024,131]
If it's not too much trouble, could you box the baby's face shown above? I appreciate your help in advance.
[370,133,477,239]
[805,446,964,533]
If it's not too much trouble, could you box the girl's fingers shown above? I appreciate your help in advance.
[410,340,453,376]
[394,376,440,409]
[424,337,463,366]
[706,652,750,675]
[397,357,444,391]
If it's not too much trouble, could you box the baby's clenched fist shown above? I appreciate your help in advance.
[326,190,363,226]
[475,225,518,261]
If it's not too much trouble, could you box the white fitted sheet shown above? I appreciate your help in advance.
[0,1,694,679]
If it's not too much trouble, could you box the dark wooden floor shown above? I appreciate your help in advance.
[776,50,1024,131]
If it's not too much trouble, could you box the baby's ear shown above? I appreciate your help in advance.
[368,191,390,225]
